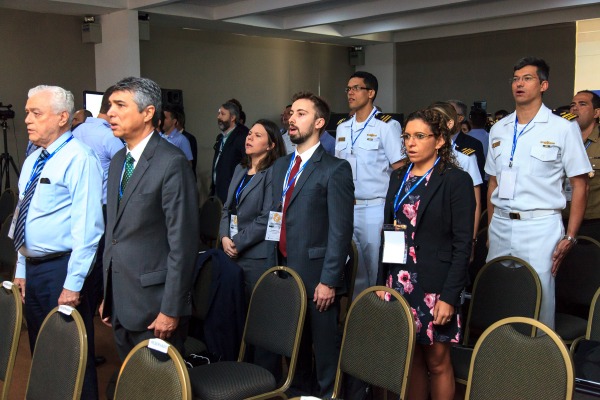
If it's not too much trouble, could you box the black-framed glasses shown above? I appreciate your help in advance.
[344,85,371,93]
[401,133,435,141]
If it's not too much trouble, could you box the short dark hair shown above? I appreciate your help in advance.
[82,109,93,119]
[112,77,162,126]
[163,104,184,122]
[99,86,115,114]
[241,119,286,171]
[577,90,600,110]
[227,98,243,112]
[513,56,550,82]
[350,71,379,100]
[447,99,468,118]
[221,101,240,123]
[469,108,487,128]
[291,91,331,135]
[494,109,509,119]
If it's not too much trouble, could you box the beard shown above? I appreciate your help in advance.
[218,119,231,132]
[289,122,314,145]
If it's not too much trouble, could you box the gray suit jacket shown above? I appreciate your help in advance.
[103,133,199,331]
[267,145,354,293]
[219,164,273,259]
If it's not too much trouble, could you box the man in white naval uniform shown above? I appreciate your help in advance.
[486,57,591,329]
[335,71,404,298]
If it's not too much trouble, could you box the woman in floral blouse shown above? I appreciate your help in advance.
[378,108,475,400]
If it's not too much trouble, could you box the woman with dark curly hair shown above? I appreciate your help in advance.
[378,108,475,400]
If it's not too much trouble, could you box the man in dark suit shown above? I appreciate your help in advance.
[268,91,354,397]
[100,77,199,360]
[211,101,248,203]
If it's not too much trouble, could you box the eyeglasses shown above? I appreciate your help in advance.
[509,75,539,85]
[401,133,435,141]
[344,85,371,93]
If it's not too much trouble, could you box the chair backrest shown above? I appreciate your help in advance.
[0,281,22,400]
[556,236,600,317]
[114,338,192,400]
[242,266,306,388]
[26,305,87,400]
[464,256,541,345]
[199,196,223,249]
[333,286,415,398]
[585,286,600,341]
[467,226,489,288]
[465,317,574,400]
[192,256,213,320]
[0,214,17,281]
[0,189,16,226]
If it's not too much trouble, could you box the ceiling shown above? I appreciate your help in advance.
[2,0,600,46]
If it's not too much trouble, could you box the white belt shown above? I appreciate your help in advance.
[494,209,560,220]
[354,198,385,206]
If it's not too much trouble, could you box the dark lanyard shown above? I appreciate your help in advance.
[350,108,377,148]
[235,174,254,204]
[25,135,74,191]
[393,157,440,220]
[510,116,533,167]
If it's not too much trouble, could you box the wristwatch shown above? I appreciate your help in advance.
[562,235,578,245]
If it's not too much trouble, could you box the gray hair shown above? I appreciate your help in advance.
[447,99,468,119]
[221,101,240,123]
[28,85,75,123]
[112,77,162,126]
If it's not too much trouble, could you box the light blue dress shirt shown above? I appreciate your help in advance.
[72,117,125,204]
[161,129,193,160]
[15,132,104,292]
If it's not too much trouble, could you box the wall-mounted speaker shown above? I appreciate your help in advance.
[349,46,365,66]
[161,89,184,108]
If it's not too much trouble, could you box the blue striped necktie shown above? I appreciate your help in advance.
[14,150,50,251]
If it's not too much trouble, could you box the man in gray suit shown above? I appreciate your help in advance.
[99,77,199,360]
[269,92,354,397]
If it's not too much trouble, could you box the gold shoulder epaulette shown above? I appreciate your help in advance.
[375,113,393,123]
[461,147,476,156]
[559,111,578,121]
[337,117,347,125]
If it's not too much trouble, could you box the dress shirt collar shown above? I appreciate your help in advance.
[45,131,73,153]
[294,141,320,166]
[127,131,154,166]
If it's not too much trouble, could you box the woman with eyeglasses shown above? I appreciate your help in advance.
[378,108,475,400]
[220,119,286,299]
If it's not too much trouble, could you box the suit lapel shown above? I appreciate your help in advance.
[115,133,158,224]
[109,149,126,225]
[288,146,323,207]
[273,154,292,210]
[414,168,443,230]
[238,169,265,206]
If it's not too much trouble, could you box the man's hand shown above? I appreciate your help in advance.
[314,283,335,312]
[551,239,574,276]
[58,288,80,307]
[99,300,112,327]
[221,237,238,258]
[432,300,455,326]
[148,313,180,340]
[13,278,25,304]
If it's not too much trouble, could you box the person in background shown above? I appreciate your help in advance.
[460,120,471,135]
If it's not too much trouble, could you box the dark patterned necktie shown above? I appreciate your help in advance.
[119,153,135,201]
[14,150,50,251]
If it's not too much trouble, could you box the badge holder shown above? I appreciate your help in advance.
[382,222,408,264]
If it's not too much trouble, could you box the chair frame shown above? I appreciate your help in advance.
[570,286,600,355]
[25,306,87,400]
[465,316,575,400]
[114,338,192,400]
[0,281,22,400]
[239,266,307,400]
[331,285,416,399]
[462,255,542,346]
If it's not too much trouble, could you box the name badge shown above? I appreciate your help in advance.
[382,224,407,264]
[229,215,238,237]
[265,211,283,241]
[148,338,170,353]
[347,154,357,181]
[499,165,517,199]
[8,198,21,240]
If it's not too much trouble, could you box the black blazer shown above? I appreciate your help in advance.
[454,132,485,180]
[211,124,249,203]
[378,164,475,306]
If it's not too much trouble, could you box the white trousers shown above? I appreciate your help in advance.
[352,202,385,299]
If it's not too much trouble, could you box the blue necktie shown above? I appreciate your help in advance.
[14,150,50,251]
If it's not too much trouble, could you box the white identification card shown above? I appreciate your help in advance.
[148,338,170,353]
[229,215,238,237]
[58,305,75,315]
[8,199,21,239]
[347,154,357,181]
[265,211,283,241]
[498,166,517,199]
[382,229,407,264]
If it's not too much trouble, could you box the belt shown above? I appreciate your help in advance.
[494,209,560,220]
[354,198,385,206]
[26,251,71,265]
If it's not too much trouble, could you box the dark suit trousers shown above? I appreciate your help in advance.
[25,254,99,400]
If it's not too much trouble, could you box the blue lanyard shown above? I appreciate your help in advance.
[585,139,593,150]
[235,174,254,204]
[393,157,440,219]
[280,154,308,205]
[25,135,74,191]
[510,116,533,167]
[350,108,377,148]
